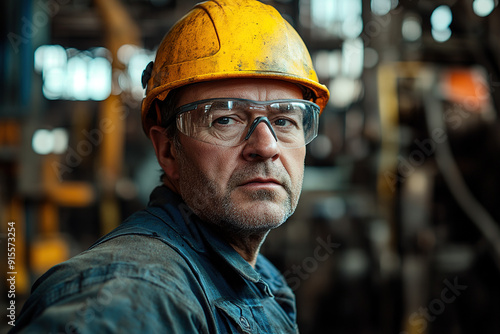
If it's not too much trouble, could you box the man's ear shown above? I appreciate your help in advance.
[149,126,179,183]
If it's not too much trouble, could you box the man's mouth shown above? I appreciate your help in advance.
[240,178,282,188]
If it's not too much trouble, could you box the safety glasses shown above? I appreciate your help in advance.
[170,98,320,148]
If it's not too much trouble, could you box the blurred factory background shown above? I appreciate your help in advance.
[2,0,500,333]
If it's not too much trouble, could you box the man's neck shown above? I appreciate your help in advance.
[190,210,271,268]
[229,231,269,267]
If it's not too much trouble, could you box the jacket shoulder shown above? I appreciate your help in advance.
[14,232,207,333]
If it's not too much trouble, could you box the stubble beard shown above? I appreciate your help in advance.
[175,148,303,237]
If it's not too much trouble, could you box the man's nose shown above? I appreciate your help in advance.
[242,117,279,160]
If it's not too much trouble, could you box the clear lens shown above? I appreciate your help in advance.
[175,98,319,148]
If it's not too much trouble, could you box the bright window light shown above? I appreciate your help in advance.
[431,5,453,31]
[342,14,364,39]
[51,128,69,154]
[311,0,336,29]
[473,0,496,17]
[432,27,452,43]
[328,77,362,108]
[35,45,112,101]
[431,5,453,42]
[34,45,67,73]
[117,44,139,65]
[342,38,364,78]
[67,56,88,100]
[128,52,154,100]
[314,50,342,78]
[43,68,65,100]
[371,0,390,15]
[310,0,363,38]
[371,0,398,16]
[88,57,112,101]
[314,51,332,78]
[32,129,54,155]
[402,16,422,41]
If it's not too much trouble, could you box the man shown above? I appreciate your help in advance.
[13,0,329,332]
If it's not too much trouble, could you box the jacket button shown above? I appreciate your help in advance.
[239,316,251,329]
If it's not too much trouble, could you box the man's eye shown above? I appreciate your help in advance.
[274,119,293,127]
[213,116,234,125]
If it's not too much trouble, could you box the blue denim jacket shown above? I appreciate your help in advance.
[12,186,298,333]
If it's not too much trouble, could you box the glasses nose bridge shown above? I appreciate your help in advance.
[247,103,268,112]
[244,116,278,142]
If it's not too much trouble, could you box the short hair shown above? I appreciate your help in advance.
[156,88,183,138]
[153,88,182,183]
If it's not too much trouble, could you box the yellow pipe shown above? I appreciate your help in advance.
[94,0,141,234]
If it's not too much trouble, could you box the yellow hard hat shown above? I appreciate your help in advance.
[141,0,330,135]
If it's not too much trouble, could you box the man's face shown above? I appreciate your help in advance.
[171,78,306,234]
